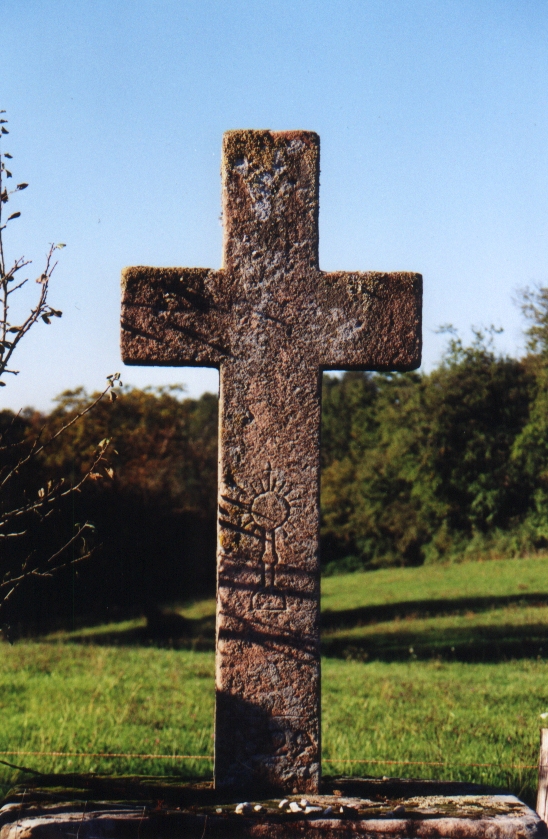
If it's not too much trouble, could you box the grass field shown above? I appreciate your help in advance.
[2,555,548,808]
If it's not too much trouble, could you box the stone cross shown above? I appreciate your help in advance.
[121,130,422,795]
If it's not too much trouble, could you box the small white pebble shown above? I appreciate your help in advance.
[215,808,222,814]
[254,804,263,812]
[393,805,406,816]
[289,801,302,813]
[279,799,289,809]
[323,806,333,816]
[300,799,309,807]
[305,806,322,814]
[235,802,250,814]
[339,806,345,814]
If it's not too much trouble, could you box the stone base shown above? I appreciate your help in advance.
[1,776,546,839]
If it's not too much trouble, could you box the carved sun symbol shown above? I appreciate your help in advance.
[220,462,301,551]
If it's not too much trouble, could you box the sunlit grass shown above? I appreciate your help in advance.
[327,604,548,637]
[323,657,544,807]
[2,555,548,808]
[321,554,548,613]
[0,644,215,798]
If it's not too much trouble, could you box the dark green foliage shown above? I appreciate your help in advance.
[41,385,218,517]
[3,388,219,633]
[8,287,548,627]
[511,289,548,538]
[321,328,537,572]
[321,372,378,467]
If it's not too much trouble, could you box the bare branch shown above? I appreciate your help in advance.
[1,438,112,523]
[0,109,118,617]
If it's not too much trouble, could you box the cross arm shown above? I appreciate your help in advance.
[314,271,422,371]
[121,266,232,367]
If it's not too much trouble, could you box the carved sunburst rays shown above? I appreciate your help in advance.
[220,462,302,550]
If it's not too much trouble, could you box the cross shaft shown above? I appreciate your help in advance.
[121,130,422,794]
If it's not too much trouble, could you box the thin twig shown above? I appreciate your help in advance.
[0,110,117,616]
[0,758,43,776]
[0,382,114,490]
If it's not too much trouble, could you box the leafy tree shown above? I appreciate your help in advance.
[321,330,532,571]
[511,288,548,544]
[39,385,218,518]
[2,385,219,631]
[321,372,377,468]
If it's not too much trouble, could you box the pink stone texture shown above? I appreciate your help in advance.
[121,130,422,794]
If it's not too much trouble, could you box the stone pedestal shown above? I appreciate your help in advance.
[1,776,546,839]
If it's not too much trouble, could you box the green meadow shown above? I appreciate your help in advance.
[2,555,548,808]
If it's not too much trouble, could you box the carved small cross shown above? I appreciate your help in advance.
[121,130,422,794]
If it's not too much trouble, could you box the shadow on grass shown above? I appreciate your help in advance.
[47,594,548,664]
[320,593,548,662]
[321,592,548,629]
[322,622,548,663]
[53,607,216,651]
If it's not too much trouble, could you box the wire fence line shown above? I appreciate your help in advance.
[0,751,538,770]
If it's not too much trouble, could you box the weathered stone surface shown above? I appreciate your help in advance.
[121,130,422,793]
[2,777,546,839]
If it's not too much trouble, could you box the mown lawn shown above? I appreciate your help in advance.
[2,555,548,808]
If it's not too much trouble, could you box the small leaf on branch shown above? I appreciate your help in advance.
[1,127,9,134]
[105,468,115,479]
[0,382,5,387]
[5,170,12,178]
[109,390,118,401]
[52,309,62,317]
[16,183,28,190]
[7,212,20,220]
[41,314,51,324]
[55,243,66,249]
[4,153,12,159]
[7,327,21,333]
[1,190,8,203]
[89,472,103,480]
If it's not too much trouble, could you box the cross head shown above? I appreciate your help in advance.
[121,130,422,794]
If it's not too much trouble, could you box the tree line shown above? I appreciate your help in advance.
[321,288,548,573]
[3,290,548,631]
[3,108,547,634]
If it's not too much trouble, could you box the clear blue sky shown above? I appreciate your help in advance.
[1,0,547,411]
